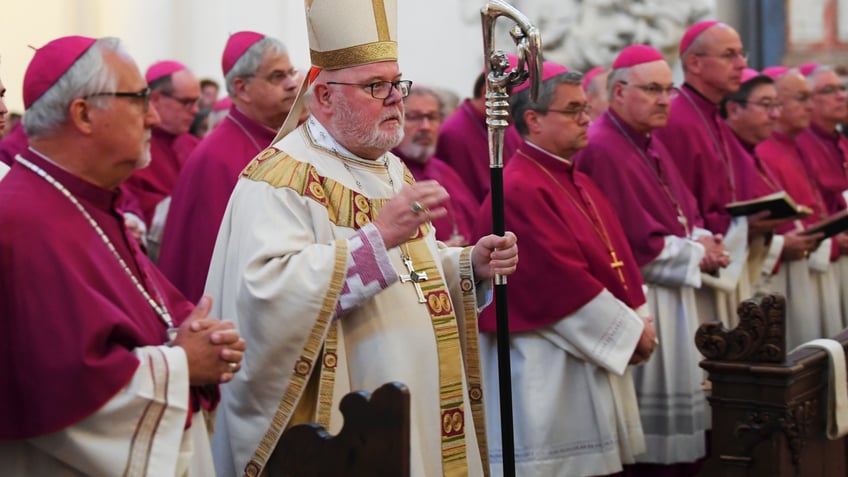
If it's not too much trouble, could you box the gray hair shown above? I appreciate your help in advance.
[807,64,836,86]
[404,84,445,120]
[224,37,288,96]
[24,37,123,138]
[509,71,583,136]
[606,66,629,102]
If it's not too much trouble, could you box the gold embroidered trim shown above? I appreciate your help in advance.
[242,149,422,233]
[407,238,468,475]
[310,42,397,70]
[316,322,339,428]
[244,239,348,477]
[124,348,169,477]
[459,246,489,476]
[372,0,390,41]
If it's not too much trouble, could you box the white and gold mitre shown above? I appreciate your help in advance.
[306,0,398,70]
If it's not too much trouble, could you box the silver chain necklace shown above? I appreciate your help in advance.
[16,151,175,330]
[227,112,263,153]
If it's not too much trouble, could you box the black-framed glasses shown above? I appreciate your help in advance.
[619,81,679,98]
[326,80,413,99]
[813,84,848,96]
[84,87,151,111]
[694,49,748,63]
[162,92,200,110]
[543,103,591,120]
[245,67,299,85]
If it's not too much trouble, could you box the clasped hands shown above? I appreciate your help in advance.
[171,296,247,385]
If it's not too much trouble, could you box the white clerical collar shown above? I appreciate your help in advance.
[524,140,573,165]
[305,116,390,166]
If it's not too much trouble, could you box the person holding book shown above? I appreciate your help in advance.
[575,44,719,476]
[653,21,770,328]
[796,64,848,330]
[755,67,841,347]
[723,69,832,347]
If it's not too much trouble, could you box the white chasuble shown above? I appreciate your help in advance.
[206,120,488,477]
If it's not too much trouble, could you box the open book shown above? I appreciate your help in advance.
[801,210,848,239]
[725,191,813,219]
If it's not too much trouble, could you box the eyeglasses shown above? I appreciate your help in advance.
[543,103,591,120]
[619,81,679,98]
[790,92,813,103]
[84,87,151,111]
[326,80,413,99]
[162,92,200,110]
[813,84,848,96]
[405,112,441,123]
[246,67,299,85]
[694,49,748,63]
[738,99,783,111]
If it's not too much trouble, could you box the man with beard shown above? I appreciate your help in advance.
[391,85,477,246]
[576,45,722,475]
[158,32,299,303]
[204,1,519,476]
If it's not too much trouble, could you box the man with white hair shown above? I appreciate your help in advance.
[205,1,518,476]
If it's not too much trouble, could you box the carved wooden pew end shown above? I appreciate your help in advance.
[276,382,411,477]
[695,294,848,477]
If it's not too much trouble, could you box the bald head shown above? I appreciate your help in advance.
[680,23,747,103]
[773,70,812,136]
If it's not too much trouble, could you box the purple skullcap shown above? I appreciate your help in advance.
[23,36,97,109]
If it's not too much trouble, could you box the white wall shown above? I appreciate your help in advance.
[0,0,490,113]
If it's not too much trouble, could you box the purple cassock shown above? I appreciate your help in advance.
[435,99,522,204]
[0,149,214,439]
[392,148,478,246]
[730,133,781,200]
[796,124,848,214]
[158,107,277,303]
[654,85,757,234]
[0,122,29,166]
[123,128,199,226]
[575,110,703,267]
[757,131,830,230]
[475,141,646,333]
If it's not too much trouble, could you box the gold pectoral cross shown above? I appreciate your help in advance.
[400,255,429,303]
[609,250,628,290]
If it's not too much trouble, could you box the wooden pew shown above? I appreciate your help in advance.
[695,294,848,477]
[275,382,411,477]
